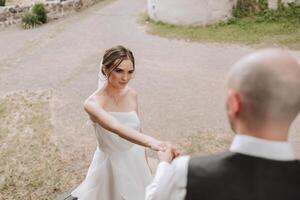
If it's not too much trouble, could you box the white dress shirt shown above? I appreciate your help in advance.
[145,134,296,200]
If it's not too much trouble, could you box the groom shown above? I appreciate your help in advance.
[145,49,300,200]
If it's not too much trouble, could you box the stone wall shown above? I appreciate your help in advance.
[148,0,300,26]
[0,0,103,28]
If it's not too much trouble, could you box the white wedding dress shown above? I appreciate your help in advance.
[71,111,152,200]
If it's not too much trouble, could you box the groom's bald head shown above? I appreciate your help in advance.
[227,49,300,129]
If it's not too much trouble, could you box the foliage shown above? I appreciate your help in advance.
[0,0,5,7]
[233,0,268,18]
[228,3,300,25]
[22,12,41,29]
[32,3,47,24]
[21,3,47,29]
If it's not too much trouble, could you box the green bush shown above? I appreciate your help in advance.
[21,3,47,29]
[233,0,268,18]
[22,12,41,29]
[229,1,300,25]
[0,0,5,7]
[255,3,300,23]
[32,3,47,24]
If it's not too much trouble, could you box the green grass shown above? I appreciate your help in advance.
[139,5,300,49]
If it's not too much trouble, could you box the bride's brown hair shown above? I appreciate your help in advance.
[101,45,135,77]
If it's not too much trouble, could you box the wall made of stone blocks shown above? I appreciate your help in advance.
[0,0,103,29]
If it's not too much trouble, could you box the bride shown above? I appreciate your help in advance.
[71,45,176,200]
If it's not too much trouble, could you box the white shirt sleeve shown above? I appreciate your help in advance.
[145,156,190,200]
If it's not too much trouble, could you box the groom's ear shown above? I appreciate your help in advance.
[227,90,242,118]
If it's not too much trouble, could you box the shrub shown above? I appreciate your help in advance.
[32,3,47,24]
[0,0,5,7]
[233,0,268,18]
[255,3,300,23]
[21,3,47,29]
[231,0,300,25]
[22,12,41,29]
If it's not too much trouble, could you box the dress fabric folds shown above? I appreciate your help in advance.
[72,111,152,200]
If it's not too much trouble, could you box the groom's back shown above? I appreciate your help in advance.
[185,152,300,200]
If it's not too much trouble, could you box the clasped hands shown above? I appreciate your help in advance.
[149,138,181,163]
[156,141,181,163]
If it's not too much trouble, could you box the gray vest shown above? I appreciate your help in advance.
[185,151,300,200]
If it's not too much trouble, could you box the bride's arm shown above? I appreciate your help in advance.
[83,97,164,151]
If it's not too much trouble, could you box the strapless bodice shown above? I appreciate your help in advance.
[93,111,140,153]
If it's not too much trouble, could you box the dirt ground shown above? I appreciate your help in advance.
[0,0,300,199]
[0,91,64,199]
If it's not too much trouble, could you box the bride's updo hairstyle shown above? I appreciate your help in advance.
[101,45,135,78]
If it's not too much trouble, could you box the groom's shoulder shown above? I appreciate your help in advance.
[190,151,233,162]
[189,152,300,172]
[188,151,235,170]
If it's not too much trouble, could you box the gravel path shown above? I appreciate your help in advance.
[1,0,300,177]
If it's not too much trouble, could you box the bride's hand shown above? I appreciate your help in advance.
[149,138,180,156]
[146,136,171,151]
[157,144,181,163]
[148,138,169,151]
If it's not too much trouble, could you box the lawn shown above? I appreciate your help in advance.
[140,4,300,50]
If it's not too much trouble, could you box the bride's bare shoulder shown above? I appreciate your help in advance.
[84,91,105,110]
